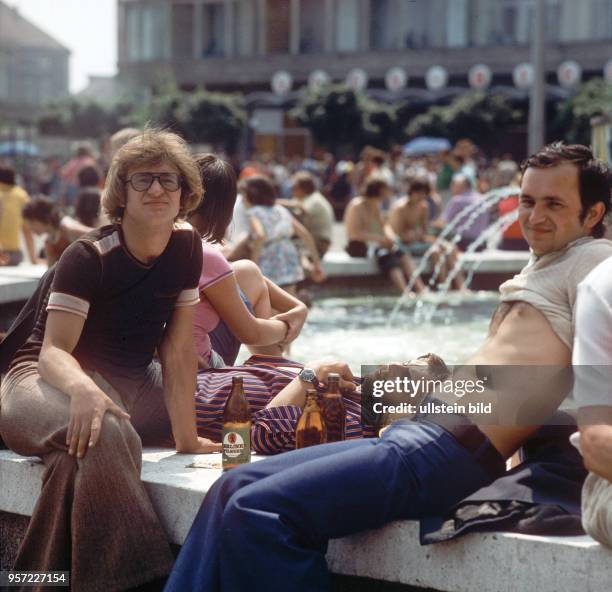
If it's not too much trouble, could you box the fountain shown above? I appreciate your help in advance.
[388,185,521,325]
[413,209,520,321]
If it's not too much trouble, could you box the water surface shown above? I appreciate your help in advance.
[288,292,499,370]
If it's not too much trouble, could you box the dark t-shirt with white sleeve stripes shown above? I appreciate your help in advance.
[11,222,202,372]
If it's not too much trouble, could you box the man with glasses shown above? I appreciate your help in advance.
[0,130,219,591]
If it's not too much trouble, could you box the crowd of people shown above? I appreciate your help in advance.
[2,135,530,297]
[1,130,612,592]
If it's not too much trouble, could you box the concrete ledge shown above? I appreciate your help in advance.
[328,522,609,592]
[321,250,529,278]
[1,448,609,591]
[0,264,48,304]
[0,448,238,545]
[0,253,530,306]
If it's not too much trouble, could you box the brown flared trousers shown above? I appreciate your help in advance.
[0,361,176,592]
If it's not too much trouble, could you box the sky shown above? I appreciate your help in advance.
[8,0,117,93]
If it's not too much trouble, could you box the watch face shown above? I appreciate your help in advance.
[299,368,317,384]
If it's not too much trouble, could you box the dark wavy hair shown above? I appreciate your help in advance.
[239,175,277,207]
[522,142,611,238]
[22,197,62,229]
[363,177,390,198]
[75,189,102,227]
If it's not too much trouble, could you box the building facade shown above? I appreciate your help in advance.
[0,1,70,121]
[117,0,612,94]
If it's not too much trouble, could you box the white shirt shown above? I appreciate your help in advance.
[226,193,249,243]
[573,254,612,408]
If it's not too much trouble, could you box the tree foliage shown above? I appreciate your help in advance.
[38,88,247,154]
[406,91,523,145]
[38,99,132,138]
[138,89,247,153]
[291,85,398,156]
[552,78,612,145]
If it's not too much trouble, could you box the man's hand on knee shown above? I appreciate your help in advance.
[67,388,131,458]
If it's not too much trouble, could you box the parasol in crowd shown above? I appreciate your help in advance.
[403,137,451,156]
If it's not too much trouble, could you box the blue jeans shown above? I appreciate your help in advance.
[165,419,504,592]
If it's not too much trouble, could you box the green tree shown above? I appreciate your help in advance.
[406,91,523,146]
[184,91,246,153]
[133,89,246,154]
[38,87,247,154]
[38,98,132,138]
[134,90,189,138]
[291,85,398,156]
[552,78,612,145]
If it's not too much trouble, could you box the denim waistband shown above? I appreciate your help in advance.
[415,401,505,476]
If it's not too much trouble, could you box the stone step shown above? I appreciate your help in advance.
[321,249,529,277]
[0,264,47,304]
[1,448,609,591]
[0,251,529,307]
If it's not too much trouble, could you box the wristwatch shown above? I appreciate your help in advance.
[298,367,319,388]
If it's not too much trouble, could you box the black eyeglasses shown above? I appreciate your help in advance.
[124,172,182,192]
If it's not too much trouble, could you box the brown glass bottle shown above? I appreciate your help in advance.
[320,373,345,442]
[222,376,252,470]
[295,389,327,449]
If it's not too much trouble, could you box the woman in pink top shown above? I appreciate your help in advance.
[190,155,308,367]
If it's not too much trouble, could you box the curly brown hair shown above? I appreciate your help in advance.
[102,128,203,223]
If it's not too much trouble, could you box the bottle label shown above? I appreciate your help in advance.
[222,425,251,467]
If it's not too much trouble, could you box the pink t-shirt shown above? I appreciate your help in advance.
[193,241,233,361]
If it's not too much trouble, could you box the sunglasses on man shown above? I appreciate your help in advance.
[124,172,182,192]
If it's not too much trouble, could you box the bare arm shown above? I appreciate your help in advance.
[266,361,356,409]
[39,311,131,458]
[266,277,308,343]
[159,304,221,453]
[291,218,320,265]
[383,221,399,244]
[388,205,406,239]
[204,275,287,346]
[248,214,266,263]
[61,217,94,241]
[292,218,325,282]
[277,198,304,215]
[417,204,429,239]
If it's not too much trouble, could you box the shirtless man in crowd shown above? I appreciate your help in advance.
[166,143,612,592]
[389,175,465,289]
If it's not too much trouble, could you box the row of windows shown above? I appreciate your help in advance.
[122,0,612,62]
[0,52,67,104]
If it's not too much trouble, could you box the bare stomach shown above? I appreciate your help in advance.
[456,301,572,457]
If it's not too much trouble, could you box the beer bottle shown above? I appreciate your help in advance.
[320,373,345,442]
[222,376,251,470]
[295,389,326,449]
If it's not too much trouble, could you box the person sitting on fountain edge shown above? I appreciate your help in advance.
[0,129,220,592]
[165,142,612,592]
